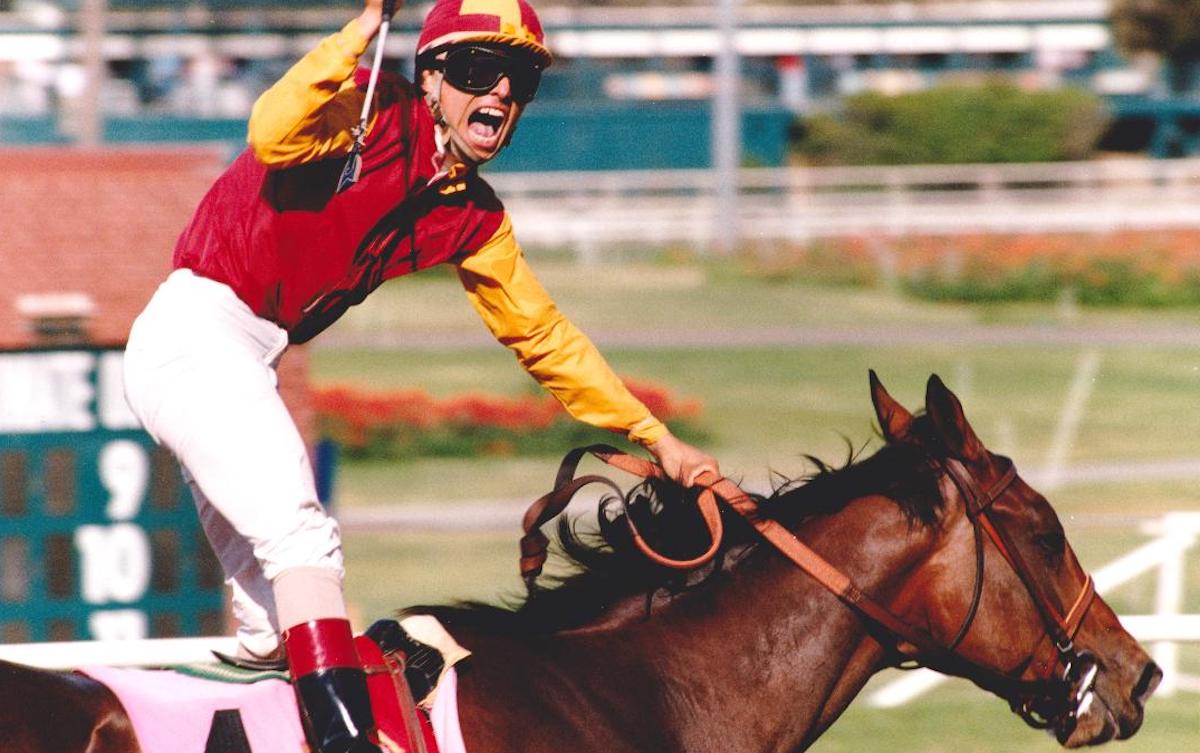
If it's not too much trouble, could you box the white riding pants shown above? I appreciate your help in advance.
[123,269,343,657]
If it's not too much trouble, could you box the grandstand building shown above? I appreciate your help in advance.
[0,1,1194,165]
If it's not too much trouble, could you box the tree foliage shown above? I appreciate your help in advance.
[1111,0,1200,64]
[791,82,1109,166]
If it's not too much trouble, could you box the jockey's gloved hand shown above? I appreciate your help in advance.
[364,619,444,703]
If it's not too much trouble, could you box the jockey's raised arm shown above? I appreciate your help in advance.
[122,0,717,751]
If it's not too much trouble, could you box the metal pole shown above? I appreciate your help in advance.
[712,0,741,255]
[79,0,107,147]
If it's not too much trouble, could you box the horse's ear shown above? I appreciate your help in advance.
[925,374,986,461]
[870,369,913,444]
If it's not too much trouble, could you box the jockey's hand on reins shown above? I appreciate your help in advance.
[645,432,721,487]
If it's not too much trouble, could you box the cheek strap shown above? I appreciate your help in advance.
[423,71,446,129]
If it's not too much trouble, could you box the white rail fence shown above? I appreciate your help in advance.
[491,158,1200,259]
[0,635,237,670]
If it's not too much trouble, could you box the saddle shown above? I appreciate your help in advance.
[80,617,468,753]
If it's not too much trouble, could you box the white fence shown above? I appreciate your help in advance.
[491,158,1200,258]
[870,511,1200,706]
[0,636,237,670]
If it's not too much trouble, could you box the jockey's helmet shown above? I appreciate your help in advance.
[416,0,552,69]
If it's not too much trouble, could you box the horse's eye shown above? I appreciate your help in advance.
[1033,529,1066,556]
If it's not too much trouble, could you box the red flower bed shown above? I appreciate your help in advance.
[313,379,706,459]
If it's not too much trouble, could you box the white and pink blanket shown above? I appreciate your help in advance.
[79,665,466,753]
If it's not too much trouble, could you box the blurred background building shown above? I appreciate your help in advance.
[0,0,1196,167]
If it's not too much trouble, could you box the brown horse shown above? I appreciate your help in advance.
[0,373,1160,753]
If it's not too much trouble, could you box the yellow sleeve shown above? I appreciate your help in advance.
[457,216,669,446]
[246,19,371,168]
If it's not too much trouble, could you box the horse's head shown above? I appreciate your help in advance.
[870,371,1160,748]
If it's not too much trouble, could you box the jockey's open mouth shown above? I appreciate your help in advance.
[466,102,510,153]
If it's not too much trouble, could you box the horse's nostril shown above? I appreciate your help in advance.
[1133,661,1163,704]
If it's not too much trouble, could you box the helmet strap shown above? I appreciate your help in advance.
[422,70,449,131]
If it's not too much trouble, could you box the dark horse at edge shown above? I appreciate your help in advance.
[0,374,1161,752]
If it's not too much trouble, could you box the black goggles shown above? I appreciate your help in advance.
[423,45,543,104]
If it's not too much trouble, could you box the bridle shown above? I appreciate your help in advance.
[519,445,1099,741]
[941,456,1098,737]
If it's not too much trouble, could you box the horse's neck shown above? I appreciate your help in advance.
[623,559,876,753]
[646,498,931,752]
[460,497,933,753]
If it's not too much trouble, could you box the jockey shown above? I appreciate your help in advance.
[122,0,720,752]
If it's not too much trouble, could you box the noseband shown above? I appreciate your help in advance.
[520,445,1100,741]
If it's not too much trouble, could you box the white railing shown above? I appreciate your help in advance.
[0,636,237,670]
[491,159,1200,258]
[870,511,1200,706]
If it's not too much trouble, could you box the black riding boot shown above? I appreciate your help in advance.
[284,618,383,753]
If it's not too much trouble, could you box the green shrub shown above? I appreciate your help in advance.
[903,255,1200,307]
[792,81,1110,165]
[905,259,1061,303]
[744,231,1200,308]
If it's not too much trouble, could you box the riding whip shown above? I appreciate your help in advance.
[337,0,397,193]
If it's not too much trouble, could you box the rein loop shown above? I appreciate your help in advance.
[519,445,724,590]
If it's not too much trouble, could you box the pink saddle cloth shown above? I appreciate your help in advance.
[80,664,467,753]
[80,665,308,753]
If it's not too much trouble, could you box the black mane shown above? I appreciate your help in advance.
[413,417,947,637]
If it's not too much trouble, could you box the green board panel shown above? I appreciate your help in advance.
[0,348,224,643]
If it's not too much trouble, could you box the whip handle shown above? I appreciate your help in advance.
[356,0,397,129]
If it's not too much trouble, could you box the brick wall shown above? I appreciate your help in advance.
[0,146,313,440]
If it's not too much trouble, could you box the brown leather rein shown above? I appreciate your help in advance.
[520,444,1099,736]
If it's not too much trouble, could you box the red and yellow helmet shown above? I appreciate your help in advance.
[417,0,552,67]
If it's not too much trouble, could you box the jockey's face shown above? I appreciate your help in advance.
[420,44,541,165]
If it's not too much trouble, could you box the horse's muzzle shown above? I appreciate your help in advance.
[1056,657,1162,747]
[1116,661,1162,739]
